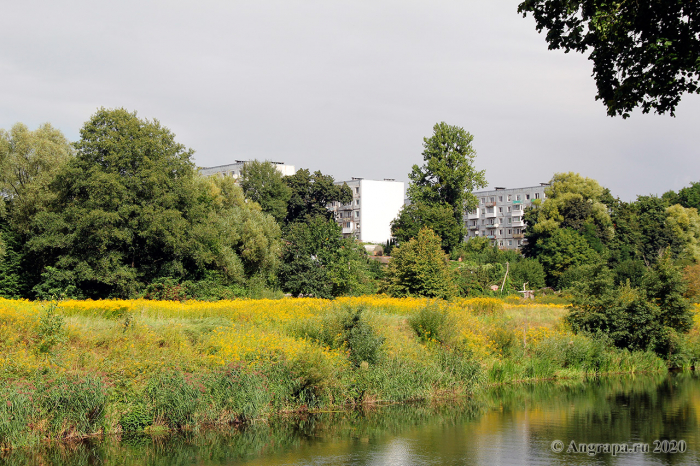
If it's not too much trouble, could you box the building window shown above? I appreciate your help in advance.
[499,230,502,235]
[507,206,511,212]
[499,241,503,246]
[345,222,350,228]
[508,240,512,246]
[490,197,495,202]
[499,196,503,202]
[526,194,530,200]
[516,194,521,201]
[518,240,522,246]
[499,207,503,213]
[508,229,511,234]
[481,198,485,204]
[513,205,521,211]
[535,192,540,199]
[354,211,359,218]
[507,195,511,201]
[355,199,360,206]
[508,218,512,224]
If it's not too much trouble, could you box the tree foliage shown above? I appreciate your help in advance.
[0,122,74,234]
[390,201,462,254]
[239,160,292,224]
[523,172,611,285]
[407,122,486,237]
[284,168,352,225]
[518,0,700,117]
[566,256,693,360]
[383,227,456,298]
[279,217,375,298]
[27,108,282,298]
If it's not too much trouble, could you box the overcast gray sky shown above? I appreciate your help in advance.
[2,0,698,201]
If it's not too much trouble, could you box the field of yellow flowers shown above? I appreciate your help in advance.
[0,296,673,447]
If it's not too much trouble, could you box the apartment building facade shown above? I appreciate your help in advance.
[466,184,549,250]
[328,178,405,244]
[199,161,296,179]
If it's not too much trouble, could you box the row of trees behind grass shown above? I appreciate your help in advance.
[0,108,381,300]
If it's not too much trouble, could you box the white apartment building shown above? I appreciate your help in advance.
[199,161,296,179]
[328,178,405,244]
[466,184,549,250]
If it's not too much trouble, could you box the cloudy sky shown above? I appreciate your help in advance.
[2,1,698,201]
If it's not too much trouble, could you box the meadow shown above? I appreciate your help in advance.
[0,295,691,448]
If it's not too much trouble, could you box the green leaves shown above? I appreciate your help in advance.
[383,227,457,298]
[518,0,700,116]
[407,122,486,232]
[26,108,283,298]
[391,202,462,254]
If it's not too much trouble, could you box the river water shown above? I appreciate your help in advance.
[4,373,700,465]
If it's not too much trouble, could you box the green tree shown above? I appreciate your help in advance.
[677,182,700,210]
[0,123,74,233]
[27,108,283,299]
[665,204,700,264]
[518,1,700,117]
[533,227,601,287]
[28,108,200,297]
[383,227,456,298]
[390,202,462,253]
[239,160,292,224]
[522,173,611,285]
[567,256,693,361]
[284,169,352,225]
[192,175,283,286]
[407,122,486,241]
[279,217,374,298]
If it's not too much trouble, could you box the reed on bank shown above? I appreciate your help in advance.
[0,296,690,448]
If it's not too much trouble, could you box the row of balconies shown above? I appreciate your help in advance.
[468,220,524,228]
[467,209,524,220]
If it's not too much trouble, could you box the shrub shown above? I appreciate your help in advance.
[119,403,152,432]
[340,308,385,366]
[383,227,457,298]
[34,301,66,358]
[409,303,454,344]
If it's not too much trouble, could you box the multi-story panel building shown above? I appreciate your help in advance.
[199,161,296,179]
[465,184,549,250]
[328,178,405,244]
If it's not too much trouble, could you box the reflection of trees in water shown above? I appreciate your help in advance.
[3,374,700,466]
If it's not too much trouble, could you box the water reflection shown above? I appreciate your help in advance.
[4,373,700,465]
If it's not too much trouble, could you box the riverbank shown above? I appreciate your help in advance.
[0,296,693,448]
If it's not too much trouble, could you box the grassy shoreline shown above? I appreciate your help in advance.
[0,296,692,449]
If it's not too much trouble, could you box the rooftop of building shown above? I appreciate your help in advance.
[473,183,550,194]
[198,160,289,170]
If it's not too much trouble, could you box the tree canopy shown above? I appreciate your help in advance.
[278,217,375,298]
[284,168,352,225]
[406,122,486,247]
[390,202,462,254]
[0,122,74,234]
[383,227,456,298]
[518,0,700,117]
[239,160,292,224]
[27,108,282,298]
